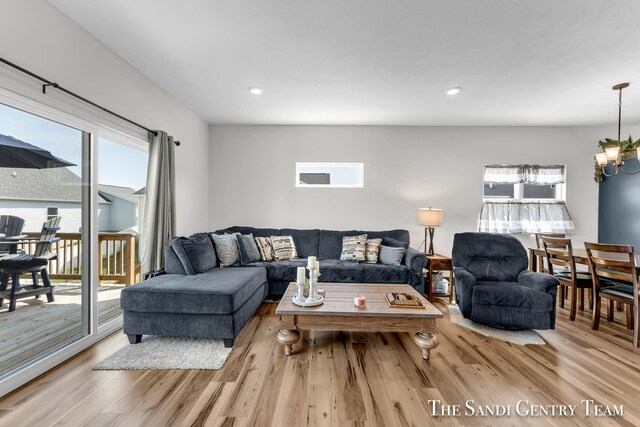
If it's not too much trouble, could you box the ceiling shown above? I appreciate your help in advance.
[50,0,640,126]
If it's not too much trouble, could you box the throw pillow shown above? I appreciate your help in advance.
[270,235,298,261]
[364,238,382,263]
[170,234,217,275]
[236,233,262,265]
[254,236,274,261]
[379,245,406,266]
[211,233,241,267]
[340,234,368,262]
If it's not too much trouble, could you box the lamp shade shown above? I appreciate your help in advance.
[595,152,608,167]
[417,208,443,227]
[605,145,620,162]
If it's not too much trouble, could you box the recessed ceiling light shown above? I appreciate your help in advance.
[249,86,263,95]
[446,87,462,96]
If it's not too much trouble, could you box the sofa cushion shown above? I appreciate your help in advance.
[473,282,554,311]
[261,259,308,282]
[379,245,406,266]
[211,233,241,267]
[381,236,410,250]
[121,267,267,315]
[271,235,298,261]
[164,246,187,275]
[215,226,281,238]
[360,229,410,243]
[281,228,319,258]
[310,259,411,283]
[254,236,274,261]
[319,230,359,259]
[340,234,368,262]
[170,234,217,275]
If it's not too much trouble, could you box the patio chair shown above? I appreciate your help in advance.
[0,215,25,253]
[0,217,61,312]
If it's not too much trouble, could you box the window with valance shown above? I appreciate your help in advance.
[480,164,575,234]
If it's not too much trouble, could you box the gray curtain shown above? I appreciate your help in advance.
[142,131,176,273]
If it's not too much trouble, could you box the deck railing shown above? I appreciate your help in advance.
[19,232,140,285]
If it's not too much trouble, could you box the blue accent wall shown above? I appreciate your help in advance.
[598,169,640,248]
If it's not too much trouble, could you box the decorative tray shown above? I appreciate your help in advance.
[385,292,425,309]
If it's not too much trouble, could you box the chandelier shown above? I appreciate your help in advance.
[594,83,640,180]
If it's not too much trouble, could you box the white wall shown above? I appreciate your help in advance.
[209,125,640,256]
[0,0,210,235]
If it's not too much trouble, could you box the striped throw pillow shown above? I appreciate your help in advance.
[270,235,298,261]
[364,238,382,263]
[254,236,274,261]
[340,234,368,262]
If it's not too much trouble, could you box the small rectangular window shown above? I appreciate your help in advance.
[47,207,59,220]
[296,163,364,188]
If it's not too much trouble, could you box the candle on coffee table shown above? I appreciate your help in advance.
[307,256,317,269]
[354,295,366,308]
[296,266,305,284]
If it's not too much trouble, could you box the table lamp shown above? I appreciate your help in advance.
[417,207,443,255]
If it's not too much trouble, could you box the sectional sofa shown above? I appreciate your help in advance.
[121,227,427,346]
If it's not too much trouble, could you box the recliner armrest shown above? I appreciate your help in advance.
[517,270,559,293]
[454,267,477,318]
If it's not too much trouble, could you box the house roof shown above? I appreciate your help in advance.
[132,186,145,196]
[0,167,137,204]
[98,184,139,204]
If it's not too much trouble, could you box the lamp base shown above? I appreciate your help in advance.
[424,227,435,256]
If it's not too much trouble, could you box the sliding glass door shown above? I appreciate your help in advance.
[97,137,147,329]
[0,102,89,378]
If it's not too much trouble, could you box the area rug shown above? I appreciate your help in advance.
[93,336,233,370]
[447,304,545,345]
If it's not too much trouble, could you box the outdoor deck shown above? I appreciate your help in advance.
[0,283,123,376]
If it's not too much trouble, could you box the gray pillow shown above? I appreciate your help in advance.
[236,233,262,265]
[170,234,217,275]
[379,245,406,266]
[211,233,241,267]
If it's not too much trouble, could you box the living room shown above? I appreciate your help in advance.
[0,1,639,426]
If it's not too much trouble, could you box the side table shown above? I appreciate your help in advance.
[424,254,455,303]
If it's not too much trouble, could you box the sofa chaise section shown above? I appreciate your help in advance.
[121,267,267,347]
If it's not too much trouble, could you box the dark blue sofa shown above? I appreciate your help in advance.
[452,232,560,331]
[121,227,427,346]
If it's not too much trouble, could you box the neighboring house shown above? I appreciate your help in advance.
[0,167,139,233]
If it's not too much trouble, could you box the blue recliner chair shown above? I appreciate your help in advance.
[452,232,559,330]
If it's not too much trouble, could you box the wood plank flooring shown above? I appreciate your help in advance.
[0,284,122,375]
[1,300,639,426]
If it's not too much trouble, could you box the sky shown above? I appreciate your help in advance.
[0,103,147,190]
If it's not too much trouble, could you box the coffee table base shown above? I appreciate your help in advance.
[277,314,439,359]
[276,329,300,356]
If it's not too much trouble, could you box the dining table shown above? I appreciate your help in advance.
[528,247,640,273]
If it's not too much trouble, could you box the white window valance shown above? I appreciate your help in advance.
[478,200,575,234]
[483,164,565,185]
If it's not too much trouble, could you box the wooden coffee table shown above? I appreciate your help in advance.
[275,283,443,359]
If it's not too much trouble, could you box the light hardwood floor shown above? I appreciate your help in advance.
[1,300,639,426]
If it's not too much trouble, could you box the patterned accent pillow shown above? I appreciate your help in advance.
[236,233,261,265]
[340,234,368,262]
[254,236,274,261]
[211,233,240,267]
[364,238,382,263]
[270,235,298,261]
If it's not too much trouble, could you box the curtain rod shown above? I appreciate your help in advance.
[0,56,180,146]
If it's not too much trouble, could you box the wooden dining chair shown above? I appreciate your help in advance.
[542,236,595,321]
[585,242,639,347]
[534,232,565,273]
